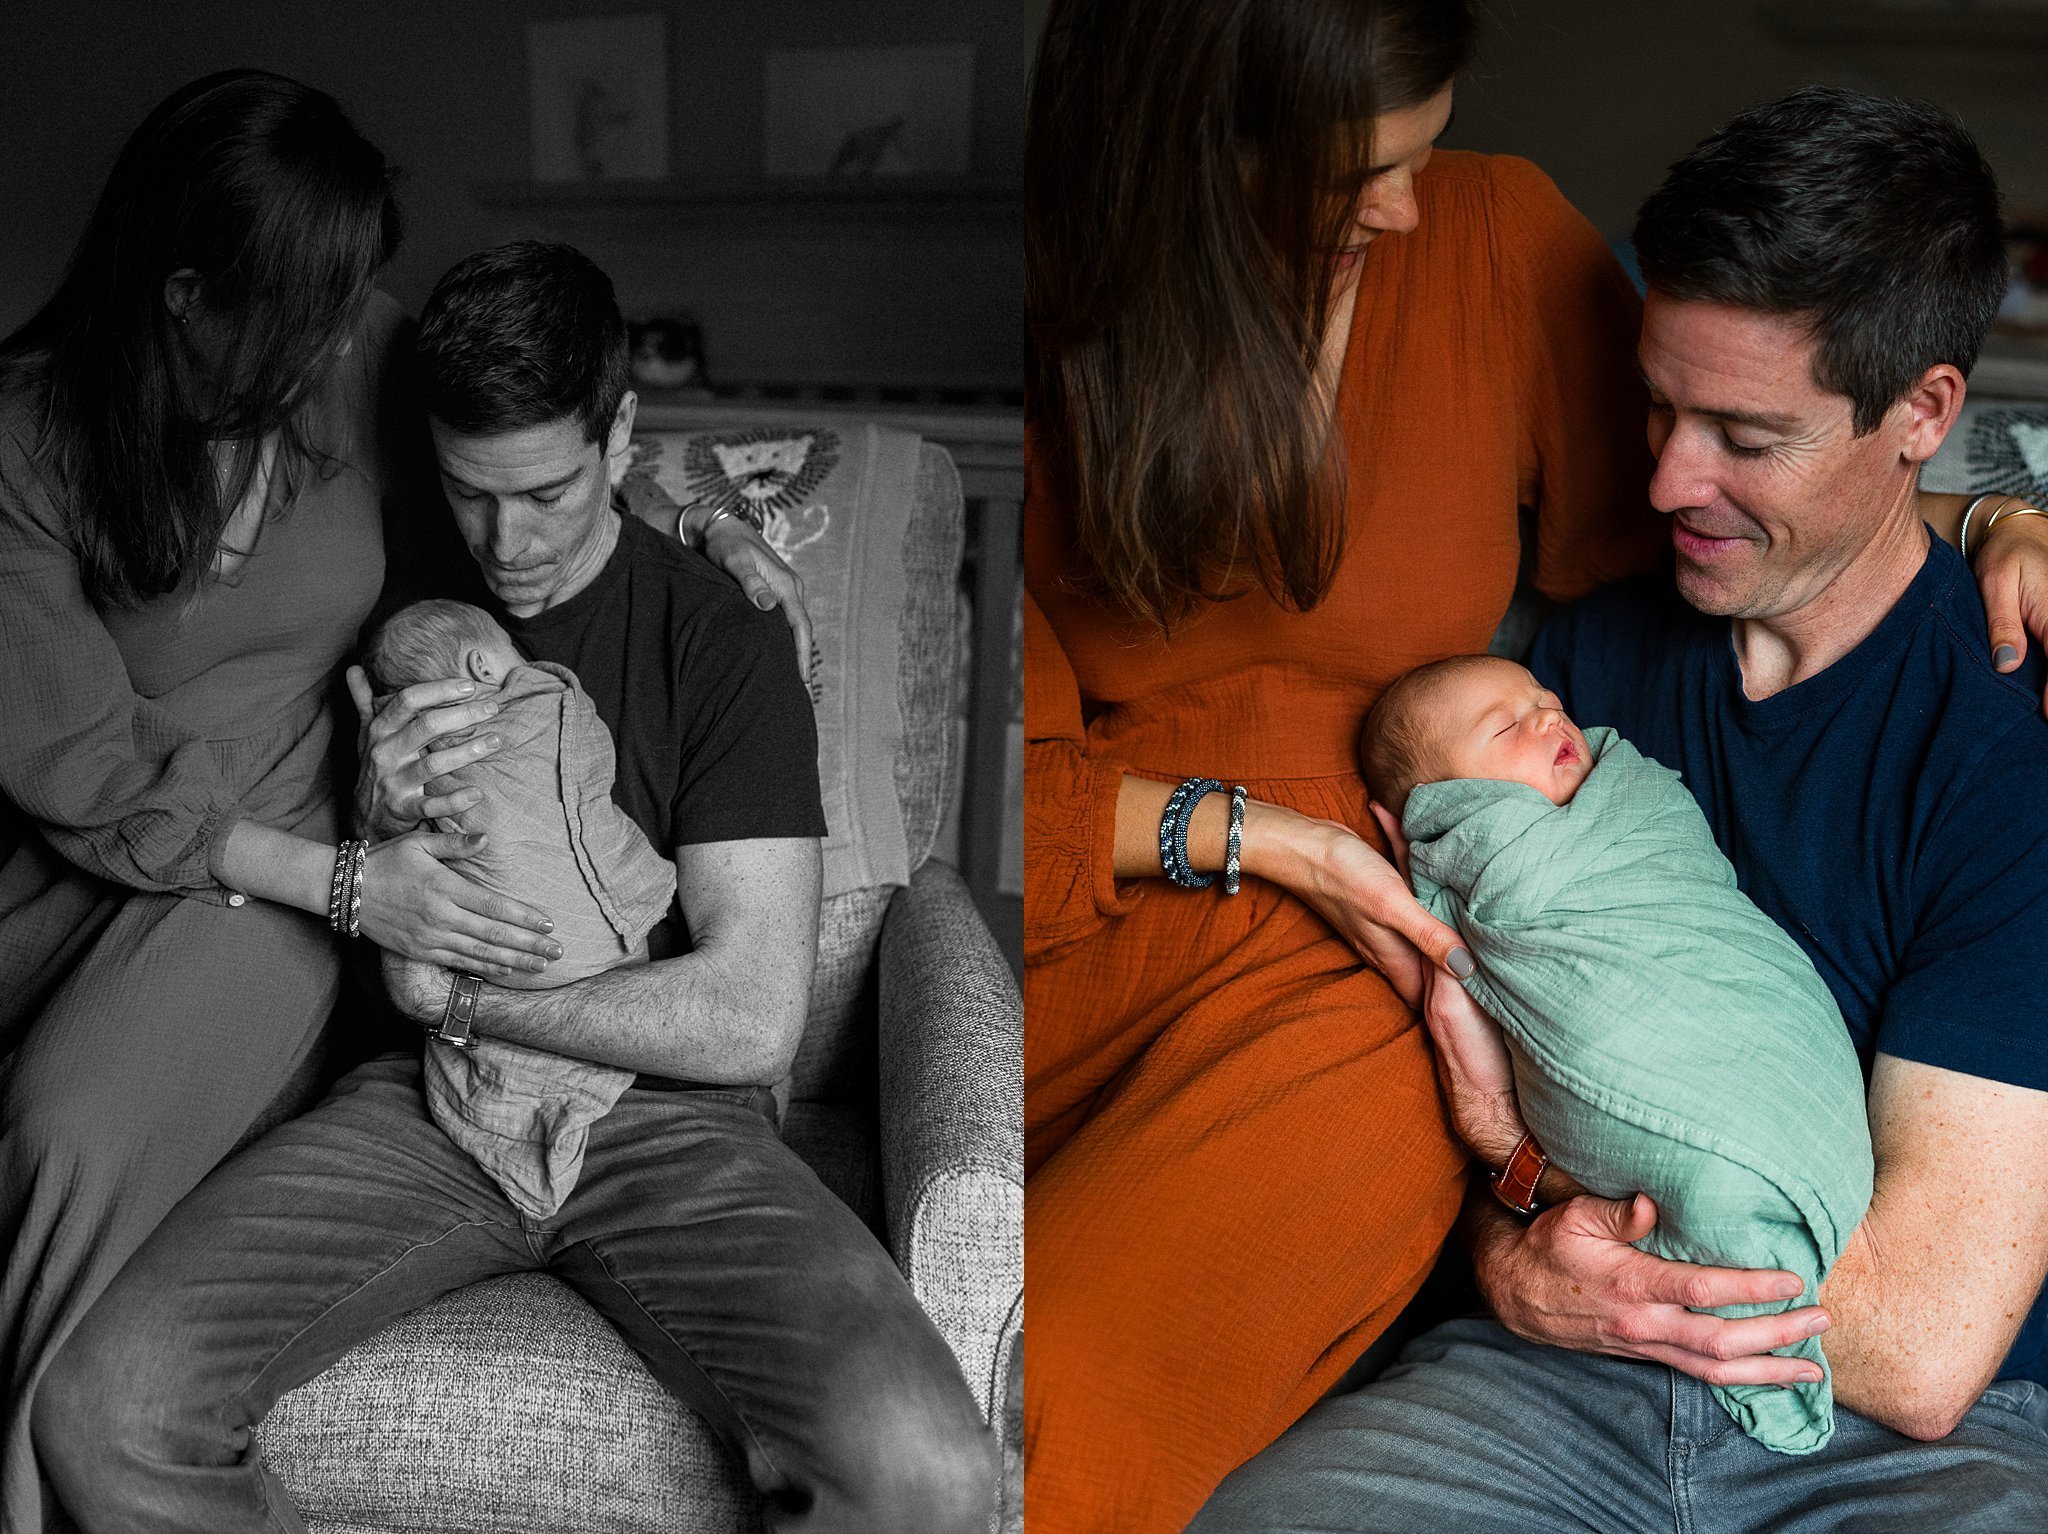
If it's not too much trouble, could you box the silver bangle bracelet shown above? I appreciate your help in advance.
[1223,785,1247,896]
[1959,491,2003,562]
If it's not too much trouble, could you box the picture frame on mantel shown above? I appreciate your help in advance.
[528,12,671,183]
[764,44,974,179]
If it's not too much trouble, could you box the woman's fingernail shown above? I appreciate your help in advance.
[544,943,563,960]
[1802,1313,1830,1336]
[754,593,774,610]
[1994,643,2018,668]
[1799,1367,1823,1383]
[1448,948,1475,979]
[539,918,555,933]
[1777,1277,1804,1299]
[456,681,476,694]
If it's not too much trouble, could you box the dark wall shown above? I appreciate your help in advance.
[0,0,1025,389]
[1444,0,2048,239]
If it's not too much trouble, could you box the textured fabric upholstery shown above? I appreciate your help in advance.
[879,859,1025,1429]
[262,1273,761,1534]
[262,433,1020,1534]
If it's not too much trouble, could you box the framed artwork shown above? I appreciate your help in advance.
[528,13,671,183]
[763,44,974,178]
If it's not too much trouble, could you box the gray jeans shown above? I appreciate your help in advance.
[32,1053,994,1533]
[1191,1316,2048,1534]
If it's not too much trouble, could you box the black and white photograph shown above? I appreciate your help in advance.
[0,2,1022,1530]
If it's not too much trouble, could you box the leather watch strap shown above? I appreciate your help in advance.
[429,972,484,1051]
[1489,1133,1550,1217]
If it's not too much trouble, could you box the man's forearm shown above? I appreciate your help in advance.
[471,949,801,1085]
[1819,1189,2026,1439]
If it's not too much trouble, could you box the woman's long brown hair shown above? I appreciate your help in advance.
[0,70,401,606]
[1027,0,1474,633]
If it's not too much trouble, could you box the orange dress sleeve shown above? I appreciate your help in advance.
[1023,585,1141,963]
[1490,156,1666,602]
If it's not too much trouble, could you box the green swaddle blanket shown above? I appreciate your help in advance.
[1404,727,1874,1454]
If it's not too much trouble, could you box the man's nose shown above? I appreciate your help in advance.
[1647,423,1712,516]
[487,504,532,561]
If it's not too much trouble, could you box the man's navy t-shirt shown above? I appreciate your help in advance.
[1527,534,2048,1387]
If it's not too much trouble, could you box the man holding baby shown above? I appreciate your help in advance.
[34,241,995,1532]
[1194,87,2048,1532]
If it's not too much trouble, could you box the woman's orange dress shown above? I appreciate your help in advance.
[1023,152,1667,1534]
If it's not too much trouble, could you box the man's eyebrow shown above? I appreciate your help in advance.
[1637,371,1799,432]
[439,467,584,495]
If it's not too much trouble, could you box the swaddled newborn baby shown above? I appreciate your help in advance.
[364,599,677,1220]
[1360,654,1874,1455]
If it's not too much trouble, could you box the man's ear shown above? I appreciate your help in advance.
[464,646,502,686]
[605,389,639,464]
[1896,363,1966,466]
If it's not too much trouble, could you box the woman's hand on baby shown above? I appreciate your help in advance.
[1477,1190,1831,1388]
[1259,800,1472,1007]
[354,830,561,979]
[348,669,506,836]
[697,513,816,687]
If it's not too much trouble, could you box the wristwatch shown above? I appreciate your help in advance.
[430,973,484,1051]
[1489,1133,1550,1217]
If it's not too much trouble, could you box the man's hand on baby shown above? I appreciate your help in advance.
[348,669,508,835]
[1417,964,1524,1165]
[355,830,561,980]
[1479,1190,1832,1389]
[380,949,452,1023]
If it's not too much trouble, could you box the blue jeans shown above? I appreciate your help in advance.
[1190,1317,2048,1534]
[32,1054,994,1533]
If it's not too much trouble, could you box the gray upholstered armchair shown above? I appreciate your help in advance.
[257,432,1023,1533]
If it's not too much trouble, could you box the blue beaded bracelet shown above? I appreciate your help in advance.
[1159,777,1222,888]
[1223,784,1247,895]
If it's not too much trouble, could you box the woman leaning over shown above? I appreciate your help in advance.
[0,72,558,1532]
[1023,2,1668,1526]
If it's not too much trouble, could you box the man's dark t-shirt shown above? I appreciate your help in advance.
[499,510,825,957]
[1527,534,2048,1388]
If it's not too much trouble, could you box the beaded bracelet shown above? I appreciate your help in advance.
[1223,784,1247,895]
[328,839,368,938]
[1158,777,1222,888]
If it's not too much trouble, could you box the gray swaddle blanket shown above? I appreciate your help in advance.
[426,661,676,1219]
[1404,728,1873,1453]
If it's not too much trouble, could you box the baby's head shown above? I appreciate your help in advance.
[363,599,524,695]
[1361,655,1594,818]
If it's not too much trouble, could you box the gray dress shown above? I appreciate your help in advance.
[0,299,396,1534]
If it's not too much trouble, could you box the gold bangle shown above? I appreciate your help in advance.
[1980,504,2048,549]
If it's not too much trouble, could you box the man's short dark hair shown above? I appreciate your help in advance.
[1633,86,2007,435]
[414,240,628,442]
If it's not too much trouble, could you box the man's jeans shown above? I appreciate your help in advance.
[1190,1317,2048,1534]
[32,1054,994,1533]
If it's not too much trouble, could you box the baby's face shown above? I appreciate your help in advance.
[1429,659,1593,806]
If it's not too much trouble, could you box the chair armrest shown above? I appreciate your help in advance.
[878,858,1023,1430]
